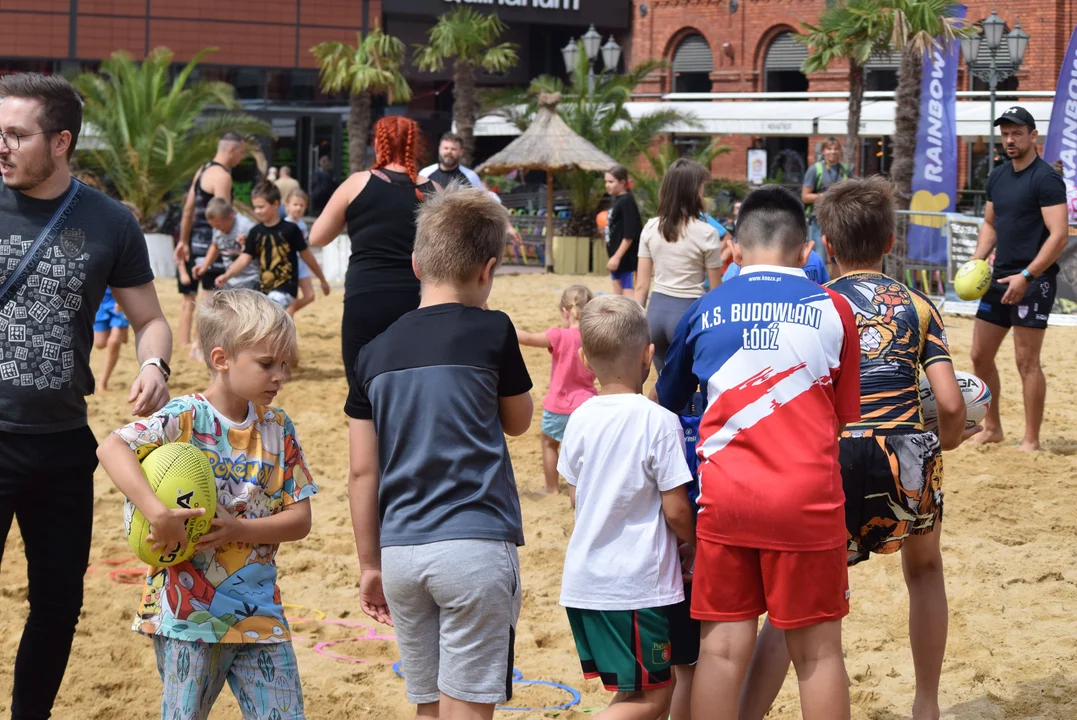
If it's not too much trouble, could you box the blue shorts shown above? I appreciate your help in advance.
[541,409,571,442]
[298,257,310,280]
[93,299,129,332]
[610,268,635,289]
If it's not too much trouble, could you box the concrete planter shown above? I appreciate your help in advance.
[144,233,176,280]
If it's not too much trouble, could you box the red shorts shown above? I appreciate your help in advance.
[691,538,850,630]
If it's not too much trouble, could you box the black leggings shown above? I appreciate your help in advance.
[342,290,421,416]
[0,426,97,720]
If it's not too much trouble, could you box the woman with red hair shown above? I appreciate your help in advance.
[309,116,436,414]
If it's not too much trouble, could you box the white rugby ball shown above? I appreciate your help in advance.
[919,370,991,433]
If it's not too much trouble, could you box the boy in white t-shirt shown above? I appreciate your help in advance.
[558,295,697,719]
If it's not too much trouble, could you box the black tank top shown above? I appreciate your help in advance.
[344,170,434,299]
[190,160,231,258]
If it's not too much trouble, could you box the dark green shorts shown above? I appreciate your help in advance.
[565,606,673,692]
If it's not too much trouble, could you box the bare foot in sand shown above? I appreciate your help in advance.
[911,699,941,720]
[1018,440,1042,452]
[967,426,1004,445]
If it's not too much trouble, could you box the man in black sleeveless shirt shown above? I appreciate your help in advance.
[173,132,246,347]
[970,107,1069,451]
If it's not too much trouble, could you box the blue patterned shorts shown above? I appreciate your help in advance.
[153,637,305,720]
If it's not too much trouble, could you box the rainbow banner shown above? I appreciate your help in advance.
[1043,22,1077,224]
[907,5,965,264]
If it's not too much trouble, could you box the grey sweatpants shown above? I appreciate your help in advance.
[382,539,522,705]
[648,292,698,373]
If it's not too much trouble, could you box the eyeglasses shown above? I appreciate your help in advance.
[0,129,62,151]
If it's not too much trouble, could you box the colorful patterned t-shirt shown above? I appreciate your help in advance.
[826,272,951,433]
[115,394,317,644]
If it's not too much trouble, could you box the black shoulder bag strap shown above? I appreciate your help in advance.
[0,178,84,306]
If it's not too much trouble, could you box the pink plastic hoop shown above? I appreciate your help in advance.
[313,634,397,664]
[108,568,146,585]
[88,555,138,570]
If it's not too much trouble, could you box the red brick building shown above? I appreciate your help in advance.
[1,0,391,188]
[626,0,1076,189]
[0,0,635,184]
[1,0,1072,192]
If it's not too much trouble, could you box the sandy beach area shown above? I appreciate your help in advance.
[1,273,1075,719]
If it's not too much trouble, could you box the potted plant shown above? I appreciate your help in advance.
[74,47,269,275]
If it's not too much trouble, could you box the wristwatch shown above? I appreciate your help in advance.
[140,358,171,382]
[1021,269,1036,282]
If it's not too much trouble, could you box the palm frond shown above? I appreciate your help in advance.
[312,28,412,102]
[73,47,269,225]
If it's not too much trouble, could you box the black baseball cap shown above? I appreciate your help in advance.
[993,106,1036,129]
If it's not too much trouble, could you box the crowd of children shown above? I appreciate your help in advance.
[94,184,325,379]
[97,173,980,719]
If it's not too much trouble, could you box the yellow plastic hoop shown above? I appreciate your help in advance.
[282,603,327,623]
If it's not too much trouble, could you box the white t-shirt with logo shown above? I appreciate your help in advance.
[558,393,693,611]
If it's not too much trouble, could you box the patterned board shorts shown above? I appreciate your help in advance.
[839,430,943,566]
[153,637,304,720]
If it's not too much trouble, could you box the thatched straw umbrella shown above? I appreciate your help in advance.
[477,92,616,269]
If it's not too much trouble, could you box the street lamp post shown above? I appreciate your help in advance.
[960,10,1030,174]
[561,24,622,94]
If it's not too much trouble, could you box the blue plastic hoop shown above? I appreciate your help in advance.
[497,678,582,712]
[390,663,578,712]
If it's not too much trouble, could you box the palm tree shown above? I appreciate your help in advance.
[74,47,268,229]
[883,0,970,277]
[632,138,733,217]
[415,7,519,165]
[491,48,693,234]
[312,28,412,174]
[798,0,892,169]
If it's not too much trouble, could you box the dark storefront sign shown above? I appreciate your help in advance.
[390,0,632,29]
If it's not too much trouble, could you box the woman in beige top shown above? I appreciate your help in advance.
[636,159,724,371]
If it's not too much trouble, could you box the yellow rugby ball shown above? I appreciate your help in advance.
[125,443,216,567]
[953,259,991,301]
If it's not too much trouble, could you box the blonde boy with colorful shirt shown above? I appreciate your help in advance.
[98,289,317,720]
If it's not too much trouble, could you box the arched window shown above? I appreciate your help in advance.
[763,31,808,93]
[672,34,714,94]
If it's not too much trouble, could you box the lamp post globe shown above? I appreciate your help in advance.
[601,36,622,73]
[982,10,1005,50]
[1006,22,1029,67]
[960,31,981,65]
[561,38,579,73]
[582,24,602,61]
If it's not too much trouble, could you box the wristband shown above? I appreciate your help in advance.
[1021,269,1036,281]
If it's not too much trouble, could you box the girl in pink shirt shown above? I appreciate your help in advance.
[517,285,597,493]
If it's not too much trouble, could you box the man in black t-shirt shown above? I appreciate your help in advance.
[0,73,172,718]
[970,107,1070,451]
[419,132,485,190]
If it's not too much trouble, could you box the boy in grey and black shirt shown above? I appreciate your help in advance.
[348,186,534,714]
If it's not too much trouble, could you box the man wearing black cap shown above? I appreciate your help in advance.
[970,106,1069,451]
